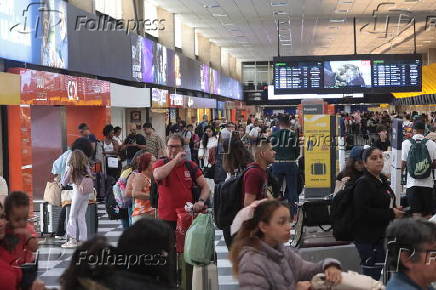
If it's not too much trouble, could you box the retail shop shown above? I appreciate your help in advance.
[150,88,182,138]
[110,83,151,140]
[7,68,110,202]
[179,96,217,124]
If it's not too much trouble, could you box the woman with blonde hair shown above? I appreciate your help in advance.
[61,150,94,248]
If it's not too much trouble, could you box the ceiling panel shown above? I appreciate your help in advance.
[152,0,436,61]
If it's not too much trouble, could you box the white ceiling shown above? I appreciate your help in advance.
[151,0,436,61]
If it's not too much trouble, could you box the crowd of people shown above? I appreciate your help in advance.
[0,111,436,290]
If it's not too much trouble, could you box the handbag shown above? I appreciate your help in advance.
[61,188,97,206]
[77,176,95,195]
[107,156,119,169]
[203,164,215,179]
[43,180,62,207]
[176,208,195,253]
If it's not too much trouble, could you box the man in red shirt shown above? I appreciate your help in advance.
[244,139,276,207]
[153,135,209,229]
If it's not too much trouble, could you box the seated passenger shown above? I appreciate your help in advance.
[230,200,342,290]
[386,218,436,290]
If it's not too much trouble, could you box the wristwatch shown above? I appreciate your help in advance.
[198,198,205,203]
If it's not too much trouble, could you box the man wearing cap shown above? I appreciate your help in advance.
[401,121,436,219]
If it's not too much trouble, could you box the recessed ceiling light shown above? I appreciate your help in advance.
[423,40,432,43]
[203,3,220,8]
[340,0,353,4]
[281,43,292,46]
[335,9,349,13]
[212,13,228,17]
[329,19,345,23]
[274,10,288,15]
[222,23,234,26]
[271,1,288,7]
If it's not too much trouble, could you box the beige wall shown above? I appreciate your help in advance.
[157,8,174,49]
[221,50,229,76]
[70,0,93,13]
[427,48,436,65]
[182,24,195,59]
[198,33,211,64]
[210,43,221,70]
[229,54,237,79]
[235,59,242,81]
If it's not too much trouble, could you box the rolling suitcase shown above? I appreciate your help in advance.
[65,202,98,239]
[39,202,62,235]
[192,264,219,290]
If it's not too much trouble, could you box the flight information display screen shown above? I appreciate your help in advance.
[273,54,422,95]
[274,61,322,90]
[372,59,421,88]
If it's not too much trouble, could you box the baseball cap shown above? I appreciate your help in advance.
[350,146,364,161]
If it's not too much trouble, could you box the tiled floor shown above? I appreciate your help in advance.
[37,204,122,289]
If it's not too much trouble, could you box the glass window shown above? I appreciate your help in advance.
[175,14,182,48]
[95,0,122,20]
[144,0,159,37]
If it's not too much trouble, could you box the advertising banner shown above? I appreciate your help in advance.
[304,115,331,189]
[0,0,68,68]
[185,96,216,109]
[13,68,110,106]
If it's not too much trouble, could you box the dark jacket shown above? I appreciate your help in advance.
[352,171,396,243]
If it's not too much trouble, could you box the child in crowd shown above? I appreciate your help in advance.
[230,200,342,290]
[0,191,38,266]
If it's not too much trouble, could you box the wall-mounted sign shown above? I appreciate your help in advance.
[184,96,216,109]
[169,94,184,107]
[151,88,169,108]
[10,68,110,106]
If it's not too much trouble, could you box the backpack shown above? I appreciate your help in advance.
[77,175,94,195]
[105,175,127,220]
[406,138,432,179]
[150,158,201,208]
[213,165,258,230]
[330,182,356,241]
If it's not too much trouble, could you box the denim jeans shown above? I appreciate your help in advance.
[354,241,385,281]
[272,162,299,214]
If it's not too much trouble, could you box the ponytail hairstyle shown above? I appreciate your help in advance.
[229,200,289,277]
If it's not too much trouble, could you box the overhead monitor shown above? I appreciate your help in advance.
[273,54,422,94]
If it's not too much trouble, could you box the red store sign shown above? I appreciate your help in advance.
[9,68,110,106]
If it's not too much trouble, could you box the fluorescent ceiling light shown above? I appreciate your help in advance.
[203,4,220,8]
[274,10,288,15]
[222,23,234,26]
[281,43,292,46]
[328,26,339,30]
[335,9,349,13]
[212,13,228,17]
[329,19,345,23]
[423,40,432,43]
[340,0,353,4]
[271,2,288,6]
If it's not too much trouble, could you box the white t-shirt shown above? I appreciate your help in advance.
[249,126,260,138]
[401,134,436,189]
[245,124,254,134]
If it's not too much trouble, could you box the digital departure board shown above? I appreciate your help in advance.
[372,59,420,88]
[273,54,422,95]
[274,62,322,90]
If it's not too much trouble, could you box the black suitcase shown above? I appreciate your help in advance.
[39,202,62,235]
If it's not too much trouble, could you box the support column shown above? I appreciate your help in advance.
[181,24,195,59]
[157,8,175,49]
[69,0,93,13]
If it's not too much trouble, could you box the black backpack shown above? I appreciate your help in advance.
[105,176,128,220]
[150,158,201,208]
[330,181,356,242]
[214,165,258,230]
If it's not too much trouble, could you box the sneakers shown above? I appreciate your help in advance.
[61,238,78,248]
[54,235,66,240]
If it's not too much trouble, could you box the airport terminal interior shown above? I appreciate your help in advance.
[1,0,436,289]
